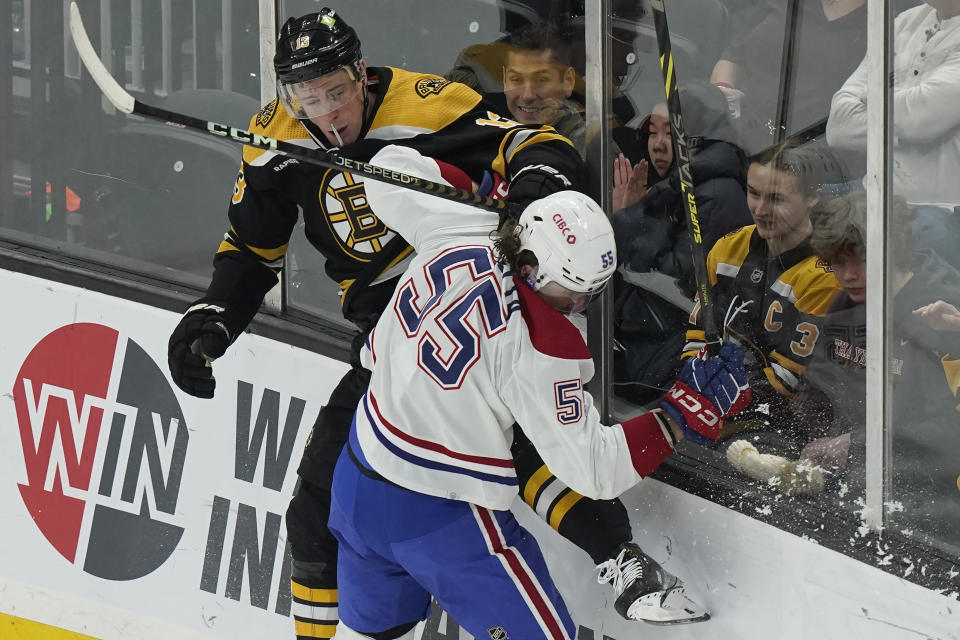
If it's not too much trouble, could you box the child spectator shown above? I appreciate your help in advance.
[612,81,753,404]
[792,191,960,541]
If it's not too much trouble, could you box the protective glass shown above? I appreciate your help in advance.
[277,68,363,119]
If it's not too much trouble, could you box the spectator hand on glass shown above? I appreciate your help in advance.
[613,153,650,212]
[713,83,744,121]
[799,433,852,474]
[913,300,960,331]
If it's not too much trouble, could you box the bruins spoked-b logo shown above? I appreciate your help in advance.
[319,170,396,261]
[13,323,189,580]
[415,77,452,98]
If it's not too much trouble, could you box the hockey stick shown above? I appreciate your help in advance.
[649,0,721,349]
[67,2,520,219]
[726,440,825,496]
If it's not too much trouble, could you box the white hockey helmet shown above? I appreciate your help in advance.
[517,190,616,311]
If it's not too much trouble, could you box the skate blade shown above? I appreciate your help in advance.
[626,586,711,625]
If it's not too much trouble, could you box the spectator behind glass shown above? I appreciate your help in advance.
[827,1,960,208]
[793,191,960,543]
[611,102,673,212]
[612,81,754,405]
[445,0,645,154]
[502,25,586,154]
[711,0,867,155]
[682,142,845,455]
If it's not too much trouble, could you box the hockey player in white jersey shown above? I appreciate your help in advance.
[327,146,751,640]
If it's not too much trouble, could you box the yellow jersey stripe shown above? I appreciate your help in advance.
[548,490,583,530]
[506,130,575,162]
[384,245,415,273]
[246,243,288,262]
[294,619,338,639]
[216,239,240,254]
[523,465,554,508]
[291,582,338,604]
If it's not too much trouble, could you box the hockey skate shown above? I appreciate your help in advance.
[596,542,710,625]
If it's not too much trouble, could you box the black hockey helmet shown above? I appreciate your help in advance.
[274,8,363,86]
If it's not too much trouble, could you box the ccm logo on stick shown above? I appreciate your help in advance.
[552,213,577,244]
[207,122,278,149]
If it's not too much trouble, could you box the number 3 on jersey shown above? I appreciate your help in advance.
[394,246,508,389]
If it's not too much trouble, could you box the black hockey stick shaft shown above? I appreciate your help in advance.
[67,3,520,220]
[649,0,721,348]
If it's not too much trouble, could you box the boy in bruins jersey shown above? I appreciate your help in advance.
[165,8,707,639]
[684,143,842,454]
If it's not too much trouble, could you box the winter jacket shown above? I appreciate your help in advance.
[797,250,960,540]
[611,81,753,403]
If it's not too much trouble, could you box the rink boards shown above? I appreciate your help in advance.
[0,268,956,640]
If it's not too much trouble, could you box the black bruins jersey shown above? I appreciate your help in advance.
[685,225,841,402]
[205,66,581,330]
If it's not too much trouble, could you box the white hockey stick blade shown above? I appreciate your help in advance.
[69,2,135,114]
[726,439,825,495]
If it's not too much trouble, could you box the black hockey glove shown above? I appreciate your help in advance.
[168,303,235,399]
[505,164,574,210]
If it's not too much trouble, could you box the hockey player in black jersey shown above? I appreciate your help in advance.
[166,8,708,638]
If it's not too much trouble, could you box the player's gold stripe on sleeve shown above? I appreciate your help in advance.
[217,238,240,254]
[682,329,706,359]
[247,243,289,261]
[338,279,356,306]
[384,246,415,272]
[523,465,553,507]
[548,490,583,530]
[505,129,575,162]
[491,131,512,180]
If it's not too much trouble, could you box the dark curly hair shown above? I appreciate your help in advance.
[492,219,538,278]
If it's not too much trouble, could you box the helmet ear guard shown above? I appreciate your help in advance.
[516,191,616,296]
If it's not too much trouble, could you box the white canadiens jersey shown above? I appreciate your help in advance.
[352,146,676,510]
